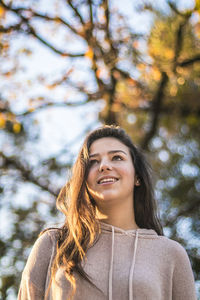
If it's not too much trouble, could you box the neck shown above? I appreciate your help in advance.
[96,203,139,230]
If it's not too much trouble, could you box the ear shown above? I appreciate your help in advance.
[135,176,141,186]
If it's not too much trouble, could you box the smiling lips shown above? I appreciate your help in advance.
[97,177,119,185]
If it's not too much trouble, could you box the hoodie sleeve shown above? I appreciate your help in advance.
[18,230,57,300]
[172,242,197,300]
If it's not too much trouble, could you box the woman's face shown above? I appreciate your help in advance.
[86,137,137,209]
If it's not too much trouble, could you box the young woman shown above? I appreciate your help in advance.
[18,125,197,300]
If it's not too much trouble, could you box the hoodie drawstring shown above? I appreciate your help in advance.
[108,226,115,300]
[108,227,139,300]
[129,230,139,300]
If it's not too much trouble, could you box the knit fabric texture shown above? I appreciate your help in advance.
[18,223,197,300]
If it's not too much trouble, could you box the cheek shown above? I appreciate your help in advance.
[121,163,135,176]
[121,166,135,185]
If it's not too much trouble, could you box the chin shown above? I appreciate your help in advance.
[94,193,117,203]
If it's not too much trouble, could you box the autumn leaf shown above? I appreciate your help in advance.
[0,113,6,128]
[0,5,5,18]
[85,48,93,60]
[96,68,102,78]
[177,77,185,85]
[13,123,21,133]
[195,0,200,11]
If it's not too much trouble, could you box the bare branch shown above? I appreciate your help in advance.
[0,0,85,55]
[140,72,168,150]
[1,152,59,196]
[31,11,80,36]
[114,67,144,89]
[167,1,192,18]
[28,25,85,57]
[0,23,22,33]
[177,54,200,67]
[104,0,110,40]
[87,0,93,26]
[67,0,85,25]
[173,20,188,72]
[15,101,89,117]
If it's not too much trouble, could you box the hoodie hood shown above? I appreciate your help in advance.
[100,221,158,237]
[99,222,158,300]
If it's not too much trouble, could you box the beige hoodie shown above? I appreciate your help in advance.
[18,223,197,300]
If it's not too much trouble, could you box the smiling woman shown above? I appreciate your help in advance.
[18,125,197,300]
[87,137,138,229]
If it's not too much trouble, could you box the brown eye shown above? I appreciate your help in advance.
[112,155,123,161]
[89,159,98,166]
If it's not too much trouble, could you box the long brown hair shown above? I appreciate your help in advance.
[48,125,163,297]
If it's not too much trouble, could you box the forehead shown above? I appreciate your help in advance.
[89,137,130,154]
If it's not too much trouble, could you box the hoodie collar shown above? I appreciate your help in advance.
[100,221,158,237]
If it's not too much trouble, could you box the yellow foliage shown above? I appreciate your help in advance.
[103,93,110,102]
[195,0,200,10]
[13,123,21,133]
[194,22,200,38]
[47,84,57,89]
[152,67,161,81]
[137,63,146,71]
[0,113,6,128]
[85,48,93,60]
[177,77,185,85]
[96,68,102,78]
[126,78,136,86]
[7,112,14,122]
[116,81,125,93]
[111,103,121,112]
[149,46,160,57]
[4,71,12,77]
[164,49,174,59]
[28,107,35,113]
[170,86,178,96]
[176,66,184,74]
[0,5,5,17]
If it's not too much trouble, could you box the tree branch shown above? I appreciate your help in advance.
[167,1,192,18]
[104,0,110,41]
[31,11,80,36]
[177,54,200,67]
[87,0,93,26]
[67,0,85,25]
[10,101,89,117]
[141,72,168,150]
[0,0,85,56]
[173,20,187,71]
[0,23,22,33]
[28,25,85,57]
[1,152,59,196]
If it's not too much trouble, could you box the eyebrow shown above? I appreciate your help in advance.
[89,150,127,158]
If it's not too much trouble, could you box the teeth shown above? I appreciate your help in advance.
[99,178,117,184]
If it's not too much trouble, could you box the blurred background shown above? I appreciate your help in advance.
[0,0,200,299]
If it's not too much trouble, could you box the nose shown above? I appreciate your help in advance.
[99,159,112,172]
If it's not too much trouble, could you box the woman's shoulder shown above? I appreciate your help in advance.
[22,228,60,277]
[19,228,61,295]
[156,235,190,262]
[25,228,60,264]
[38,227,60,244]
